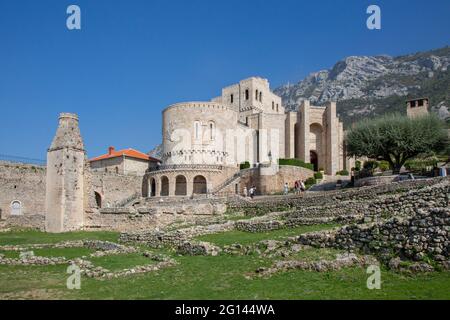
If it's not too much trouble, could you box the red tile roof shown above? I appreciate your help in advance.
[89,147,160,162]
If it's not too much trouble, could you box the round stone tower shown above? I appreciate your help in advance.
[45,113,85,233]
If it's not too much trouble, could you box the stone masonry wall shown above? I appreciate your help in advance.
[0,162,46,219]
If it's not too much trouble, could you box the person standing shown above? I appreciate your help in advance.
[243,186,248,197]
[300,180,306,193]
[284,182,289,195]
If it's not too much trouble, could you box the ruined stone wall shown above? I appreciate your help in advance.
[296,207,449,266]
[91,172,143,208]
[0,162,46,219]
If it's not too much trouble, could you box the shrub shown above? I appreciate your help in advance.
[314,172,323,180]
[239,161,250,170]
[278,158,314,171]
[363,160,379,171]
[305,177,316,186]
[378,161,390,172]
[337,169,349,176]
[355,160,362,171]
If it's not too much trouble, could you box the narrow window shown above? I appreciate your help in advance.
[245,89,249,100]
[418,99,424,107]
[230,94,234,104]
[272,101,274,110]
[259,92,262,102]
[276,104,279,112]
[209,122,215,140]
[194,121,201,140]
[245,117,248,125]
[255,89,258,100]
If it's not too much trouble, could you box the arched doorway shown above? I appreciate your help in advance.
[160,176,169,196]
[10,200,22,216]
[193,175,207,194]
[94,192,102,208]
[150,178,156,197]
[175,175,187,196]
[310,151,318,172]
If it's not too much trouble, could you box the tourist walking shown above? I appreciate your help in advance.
[294,180,299,194]
[283,182,289,195]
[300,180,306,193]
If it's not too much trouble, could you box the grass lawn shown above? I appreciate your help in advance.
[0,229,449,300]
[196,224,339,246]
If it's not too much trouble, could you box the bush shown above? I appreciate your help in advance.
[355,160,362,171]
[363,160,379,171]
[314,172,323,180]
[278,158,314,171]
[305,177,316,186]
[239,161,250,170]
[378,161,390,172]
[336,170,349,176]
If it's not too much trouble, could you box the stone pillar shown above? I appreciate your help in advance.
[298,100,310,163]
[155,177,161,197]
[285,112,296,158]
[169,175,176,197]
[326,102,338,175]
[186,175,194,197]
[45,113,85,233]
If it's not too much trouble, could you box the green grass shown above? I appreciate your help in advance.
[196,224,339,246]
[0,229,449,300]
[287,247,346,262]
[0,229,119,246]
[89,253,155,271]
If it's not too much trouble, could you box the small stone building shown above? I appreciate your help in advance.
[90,147,160,176]
[406,97,429,119]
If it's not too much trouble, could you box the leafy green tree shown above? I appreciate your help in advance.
[345,113,449,173]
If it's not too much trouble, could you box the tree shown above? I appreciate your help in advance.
[345,113,449,173]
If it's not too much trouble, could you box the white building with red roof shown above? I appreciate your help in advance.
[89,146,160,176]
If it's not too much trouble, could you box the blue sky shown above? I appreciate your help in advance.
[0,0,449,160]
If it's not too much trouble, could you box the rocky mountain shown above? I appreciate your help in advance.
[274,46,450,126]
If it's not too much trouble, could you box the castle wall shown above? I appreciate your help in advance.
[162,102,238,166]
[0,162,46,220]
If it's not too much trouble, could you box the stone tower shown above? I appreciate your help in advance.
[45,113,85,233]
[406,98,429,119]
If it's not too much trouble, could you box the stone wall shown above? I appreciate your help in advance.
[296,207,449,267]
[0,162,46,219]
[91,172,143,208]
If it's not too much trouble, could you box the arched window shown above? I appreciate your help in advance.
[193,175,207,194]
[245,89,249,100]
[94,192,102,208]
[194,121,201,140]
[276,104,279,112]
[175,175,187,196]
[10,200,22,216]
[255,89,258,100]
[160,176,169,196]
[259,91,262,102]
[209,121,215,140]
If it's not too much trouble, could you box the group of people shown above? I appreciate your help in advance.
[243,186,257,199]
[284,180,306,195]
